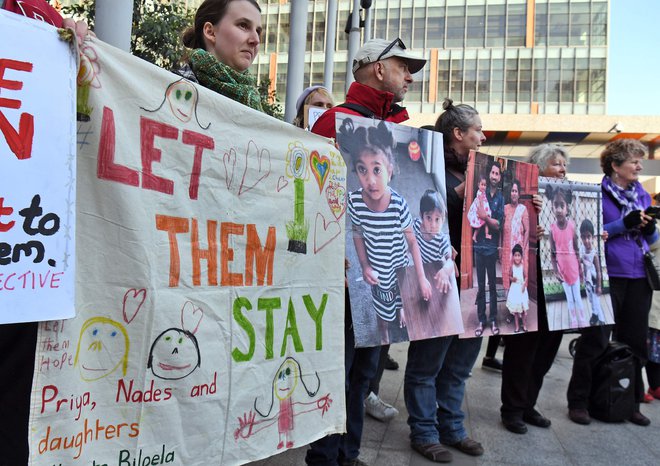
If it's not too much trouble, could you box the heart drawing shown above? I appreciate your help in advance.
[222,148,237,190]
[239,140,271,195]
[314,212,342,254]
[310,151,330,193]
[277,176,289,192]
[325,181,347,220]
[123,288,146,324]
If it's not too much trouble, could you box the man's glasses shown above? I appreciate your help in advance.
[376,38,406,62]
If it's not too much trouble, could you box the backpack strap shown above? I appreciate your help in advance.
[336,103,375,118]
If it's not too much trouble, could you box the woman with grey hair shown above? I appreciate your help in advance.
[567,138,657,426]
[500,143,568,434]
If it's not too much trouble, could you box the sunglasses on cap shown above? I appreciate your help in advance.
[376,38,406,62]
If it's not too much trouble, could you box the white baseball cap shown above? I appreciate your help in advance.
[352,38,427,75]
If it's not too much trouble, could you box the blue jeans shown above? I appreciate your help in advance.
[306,307,380,465]
[404,336,482,445]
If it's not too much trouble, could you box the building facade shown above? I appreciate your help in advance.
[252,0,608,116]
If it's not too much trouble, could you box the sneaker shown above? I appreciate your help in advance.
[364,392,398,422]
[481,356,502,372]
[649,386,660,400]
[568,408,591,425]
[384,353,399,370]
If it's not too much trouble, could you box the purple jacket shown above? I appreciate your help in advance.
[602,180,658,278]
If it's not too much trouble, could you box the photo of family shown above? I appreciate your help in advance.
[336,116,463,348]
[538,177,615,331]
[459,151,539,338]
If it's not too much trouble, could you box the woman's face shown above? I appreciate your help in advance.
[455,116,486,155]
[510,183,519,204]
[541,155,567,179]
[308,90,334,109]
[613,154,643,185]
[204,0,262,72]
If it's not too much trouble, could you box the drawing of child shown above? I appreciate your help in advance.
[346,120,432,345]
[546,185,586,328]
[468,172,492,242]
[413,189,455,293]
[506,244,529,332]
[579,219,606,326]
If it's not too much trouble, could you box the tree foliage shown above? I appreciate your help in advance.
[62,0,283,118]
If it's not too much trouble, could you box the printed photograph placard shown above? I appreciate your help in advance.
[336,115,463,348]
[459,151,539,338]
[538,177,614,331]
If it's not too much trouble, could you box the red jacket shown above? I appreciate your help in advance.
[311,81,409,139]
[2,0,63,27]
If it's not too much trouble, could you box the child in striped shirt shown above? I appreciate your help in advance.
[347,121,432,345]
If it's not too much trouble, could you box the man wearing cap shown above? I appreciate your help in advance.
[305,38,425,466]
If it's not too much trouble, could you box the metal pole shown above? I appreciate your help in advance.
[363,6,372,41]
[345,0,361,92]
[284,0,309,123]
[323,0,338,92]
[95,0,133,52]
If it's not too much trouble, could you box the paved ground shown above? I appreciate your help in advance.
[249,337,660,465]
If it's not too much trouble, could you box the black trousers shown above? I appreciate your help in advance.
[501,293,563,420]
[567,277,652,409]
[0,322,38,466]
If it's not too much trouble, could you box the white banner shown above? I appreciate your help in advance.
[24,29,346,466]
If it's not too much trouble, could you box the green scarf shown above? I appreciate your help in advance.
[190,49,264,112]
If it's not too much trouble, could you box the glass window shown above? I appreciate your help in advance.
[446,6,466,48]
[569,3,590,47]
[450,58,463,98]
[427,7,445,48]
[437,58,450,101]
[276,62,287,100]
[337,9,348,51]
[413,7,426,49]
[400,7,413,46]
[279,13,290,46]
[506,3,526,47]
[534,3,547,46]
[486,5,505,47]
[548,2,569,47]
[332,61,347,97]
[466,6,485,48]
[388,8,400,39]
[374,5,387,38]
[313,10,325,51]
[407,69,423,103]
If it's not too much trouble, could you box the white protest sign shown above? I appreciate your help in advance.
[0,10,77,323]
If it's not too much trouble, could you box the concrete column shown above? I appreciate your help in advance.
[345,0,361,92]
[95,0,133,52]
[323,0,338,92]
[284,0,309,123]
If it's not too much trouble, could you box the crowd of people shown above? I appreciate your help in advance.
[2,1,659,465]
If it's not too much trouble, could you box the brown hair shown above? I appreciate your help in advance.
[600,139,648,177]
[182,0,261,51]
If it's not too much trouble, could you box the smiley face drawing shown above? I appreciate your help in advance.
[147,328,201,380]
[274,358,299,401]
[74,317,130,382]
[166,80,197,123]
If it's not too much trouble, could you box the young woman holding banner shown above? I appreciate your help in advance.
[178,0,264,112]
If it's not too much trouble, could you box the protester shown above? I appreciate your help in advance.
[178,0,264,111]
[500,144,568,434]
[293,85,334,129]
[305,38,426,466]
[567,139,657,426]
[402,99,485,463]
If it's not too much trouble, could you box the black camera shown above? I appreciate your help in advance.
[645,206,660,218]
